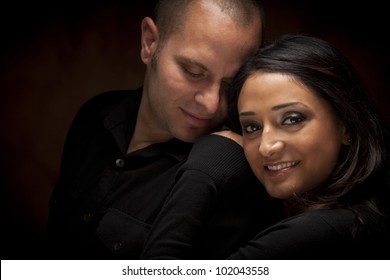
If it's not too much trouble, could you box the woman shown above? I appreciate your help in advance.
[223,34,390,259]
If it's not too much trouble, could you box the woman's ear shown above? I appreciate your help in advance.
[341,126,351,146]
[140,17,159,64]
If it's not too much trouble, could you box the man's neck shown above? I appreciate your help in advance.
[127,114,172,154]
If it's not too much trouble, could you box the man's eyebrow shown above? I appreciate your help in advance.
[176,55,208,71]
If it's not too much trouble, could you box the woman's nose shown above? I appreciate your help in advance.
[258,130,284,158]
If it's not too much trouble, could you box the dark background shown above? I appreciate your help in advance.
[1,0,388,259]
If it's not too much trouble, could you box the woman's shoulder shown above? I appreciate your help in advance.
[282,208,390,258]
[176,134,263,192]
[182,134,250,177]
[280,208,355,238]
[297,208,355,225]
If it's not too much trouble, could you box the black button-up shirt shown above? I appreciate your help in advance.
[46,88,192,259]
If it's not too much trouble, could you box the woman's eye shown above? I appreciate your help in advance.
[242,123,262,134]
[282,113,306,125]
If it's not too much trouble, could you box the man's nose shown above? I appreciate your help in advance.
[194,85,221,115]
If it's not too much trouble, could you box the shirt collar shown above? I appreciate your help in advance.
[103,88,192,160]
[103,88,142,154]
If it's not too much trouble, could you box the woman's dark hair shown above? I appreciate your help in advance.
[228,33,390,229]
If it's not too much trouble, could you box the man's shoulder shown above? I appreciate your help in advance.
[81,89,141,113]
[71,88,142,123]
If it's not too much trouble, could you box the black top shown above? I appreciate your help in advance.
[142,134,285,259]
[228,208,390,260]
[45,89,284,259]
[46,89,193,259]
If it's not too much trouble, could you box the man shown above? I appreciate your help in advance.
[46,0,279,259]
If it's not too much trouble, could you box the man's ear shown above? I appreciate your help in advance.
[140,17,159,64]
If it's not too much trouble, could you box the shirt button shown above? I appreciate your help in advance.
[83,212,92,222]
[115,158,125,168]
[113,241,122,251]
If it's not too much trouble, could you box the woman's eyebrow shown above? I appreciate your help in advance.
[272,102,307,111]
[239,111,255,116]
[239,102,308,116]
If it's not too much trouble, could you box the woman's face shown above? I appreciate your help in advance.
[238,72,348,199]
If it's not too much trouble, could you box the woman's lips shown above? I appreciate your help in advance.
[264,160,300,175]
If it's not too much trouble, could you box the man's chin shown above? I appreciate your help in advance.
[175,130,207,143]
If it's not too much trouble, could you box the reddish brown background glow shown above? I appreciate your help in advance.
[1,0,388,259]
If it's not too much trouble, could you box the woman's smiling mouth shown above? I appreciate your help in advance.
[265,161,300,172]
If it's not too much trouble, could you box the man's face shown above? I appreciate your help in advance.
[141,2,261,143]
